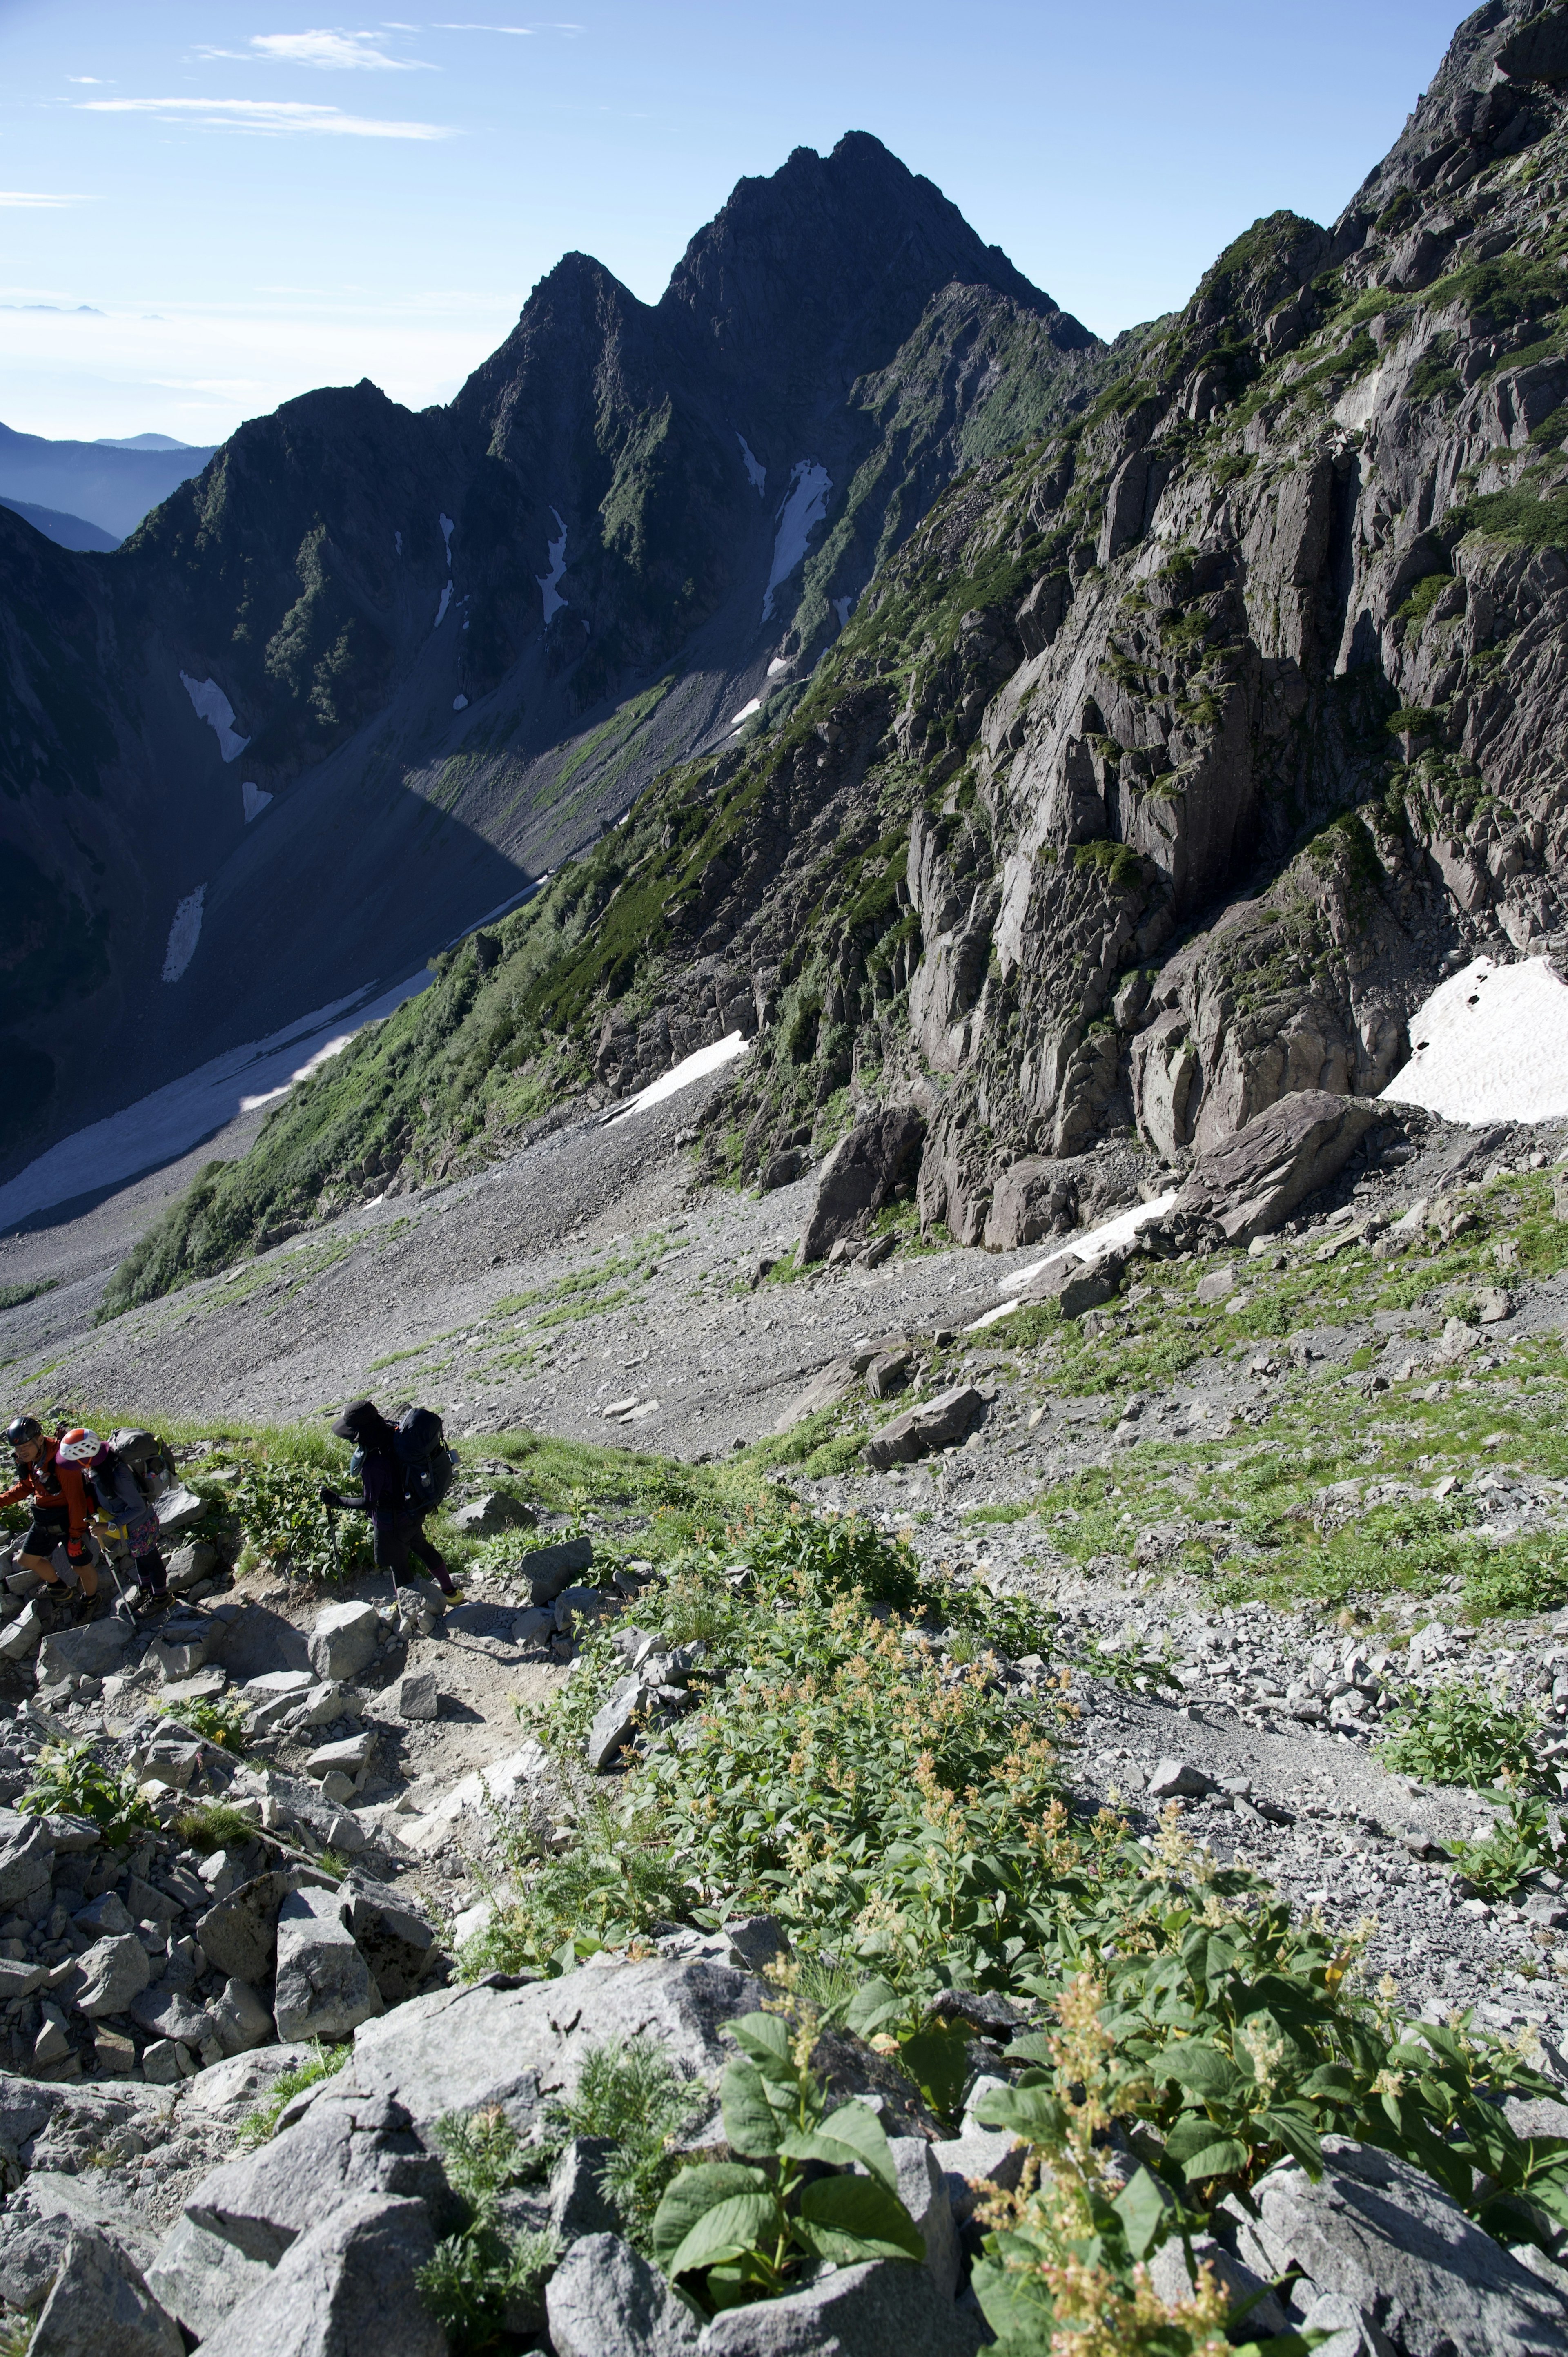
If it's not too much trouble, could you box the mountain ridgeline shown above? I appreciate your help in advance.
[0,134,1097,1174]
[100,0,1568,1309]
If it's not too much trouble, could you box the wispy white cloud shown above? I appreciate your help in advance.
[432,21,584,33]
[66,76,106,85]
[196,29,431,70]
[0,191,93,207]
[78,96,451,138]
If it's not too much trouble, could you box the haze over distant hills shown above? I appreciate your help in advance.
[0,423,217,543]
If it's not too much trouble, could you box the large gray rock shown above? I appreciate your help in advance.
[0,1600,44,1660]
[130,1980,213,2047]
[183,2090,452,2268]
[156,1487,208,1539]
[196,2193,445,2357]
[148,2213,274,2344]
[863,1384,983,1471]
[1016,1248,1124,1319]
[65,1931,152,2018]
[306,1601,381,1684]
[0,1806,56,1910]
[798,1104,925,1265]
[982,1156,1079,1252]
[351,1955,765,2137]
[890,2134,960,2301]
[209,1978,275,2057]
[36,1615,134,1687]
[348,1892,441,2006]
[527,1534,595,1605]
[546,2231,702,2357]
[197,1871,298,1985]
[550,2136,621,2243]
[588,1675,645,1773]
[29,2223,183,2357]
[1172,1090,1384,1246]
[702,2257,981,2355]
[272,1886,384,2042]
[448,1489,532,1536]
[1232,2135,1568,2355]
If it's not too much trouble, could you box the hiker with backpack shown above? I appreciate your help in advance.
[56,1429,170,1613]
[1,1416,102,1619]
[319,1399,462,1599]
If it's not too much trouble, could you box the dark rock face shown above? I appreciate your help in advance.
[797,1103,925,1262]
[1171,1090,1385,1244]
[0,136,1098,1184]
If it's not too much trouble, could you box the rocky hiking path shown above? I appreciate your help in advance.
[2,1084,1568,2346]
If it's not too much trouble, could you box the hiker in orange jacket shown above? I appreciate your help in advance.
[1,1417,101,1617]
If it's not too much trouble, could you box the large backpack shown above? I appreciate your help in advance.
[108,1429,177,1504]
[394,1407,456,1514]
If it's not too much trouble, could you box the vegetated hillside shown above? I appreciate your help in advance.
[110,0,1568,1320]
[106,0,1568,1312]
[0,135,1099,1183]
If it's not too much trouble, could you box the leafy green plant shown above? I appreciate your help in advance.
[416,2109,558,2352]
[161,1695,249,1751]
[650,2009,922,2313]
[229,1457,372,1584]
[20,1744,156,1850]
[237,2042,351,2146]
[538,2037,706,2251]
[1449,1796,1564,1899]
[456,1794,687,1981]
[1378,1679,1544,1791]
[1088,1628,1180,1695]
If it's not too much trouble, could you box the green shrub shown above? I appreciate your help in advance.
[539,2038,706,2251]
[169,1801,261,1854]
[416,2109,558,2352]
[20,1744,155,1850]
[1378,1677,1545,1791]
[1449,1796,1564,1899]
[161,1695,249,1751]
[228,1458,372,1583]
[651,2009,922,2314]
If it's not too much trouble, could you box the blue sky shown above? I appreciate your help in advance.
[0,0,1465,445]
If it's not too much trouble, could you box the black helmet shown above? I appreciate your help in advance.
[5,1417,42,1449]
[330,1399,375,1442]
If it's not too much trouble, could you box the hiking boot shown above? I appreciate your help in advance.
[71,1589,107,1625]
[133,1588,170,1617]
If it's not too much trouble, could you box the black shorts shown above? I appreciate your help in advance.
[21,1510,67,1560]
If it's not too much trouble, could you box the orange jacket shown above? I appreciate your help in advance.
[0,1441,89,1540]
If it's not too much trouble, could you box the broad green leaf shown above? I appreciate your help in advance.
[845,1977,902,2039]
[1177,2135,1251,2184]
[972,2082,1065,2143]
[722,2058,788,2158]
[1160,2042,1247,2103]
[651,2165,770,2267]
[730,2012,793,2070]
[900,2024,971,2130]
[778,2099,898,2194]
[970,2255,1058,2350]
[665,2192,780,2282]
[1111,2165,1169,2262]
[795,2172,924,2263]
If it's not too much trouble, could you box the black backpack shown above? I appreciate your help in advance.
[108,1428,177,1503]
[394,1407,456,1513]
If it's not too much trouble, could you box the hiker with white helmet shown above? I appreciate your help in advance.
[56,1429,170,1614]
[0,1416,102,1619]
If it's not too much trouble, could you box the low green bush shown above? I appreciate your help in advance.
[539,2038,706,2251]
[20,1743,155,1850]
[227,1458,373,1583]
[416,2109,557,2352]
[1378,1677,1546,1791]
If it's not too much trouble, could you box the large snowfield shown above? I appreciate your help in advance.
[1383,955,1568,1122]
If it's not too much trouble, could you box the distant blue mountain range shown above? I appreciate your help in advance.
[0,422,216,540]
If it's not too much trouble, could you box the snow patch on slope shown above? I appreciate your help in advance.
[241,781,272,824]
[434,581,453,629]
[968,1193,1181,1333]
[762,461,830,622]
[729,698,762,729]
[161,887,205,983]
[439,513,454,568]
[1383,956,1568,1122]
[0,972,433,1231]
[604,1032,750,1125]
[538,506,568,624]
[737,434,766,493]
[180,673,249,763]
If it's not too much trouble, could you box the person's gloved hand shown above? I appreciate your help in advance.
[65,1538,89,1567]
[319,1485,341,1508]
